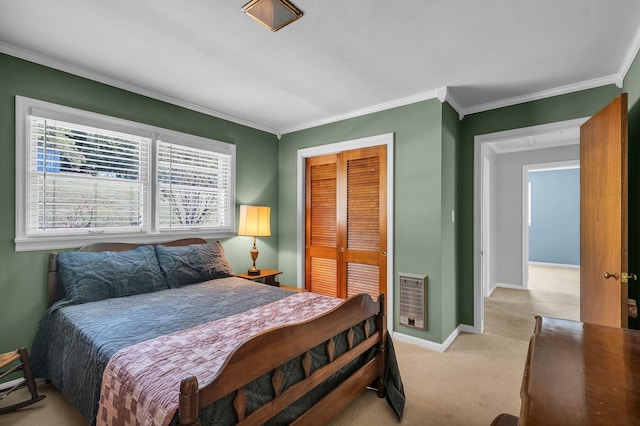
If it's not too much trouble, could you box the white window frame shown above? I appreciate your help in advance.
[15,96,236,252]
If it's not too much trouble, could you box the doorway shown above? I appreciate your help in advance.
[524,161,580,288]
[524,163,581,321]
[474,118,587,334]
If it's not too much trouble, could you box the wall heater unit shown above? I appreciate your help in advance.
[399,273,427,329]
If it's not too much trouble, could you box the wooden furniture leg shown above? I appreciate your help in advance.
[0,347,46,414]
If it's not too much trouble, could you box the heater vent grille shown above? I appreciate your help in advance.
[399,274,427,329]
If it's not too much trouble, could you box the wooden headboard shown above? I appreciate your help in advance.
[47,238,208,307]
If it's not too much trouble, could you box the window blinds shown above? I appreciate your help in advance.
[156,141,232,230]
[29,116,148,234]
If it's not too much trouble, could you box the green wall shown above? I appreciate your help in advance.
[278,99,459,343]
[0,53,280,354]
[441,102,461,336]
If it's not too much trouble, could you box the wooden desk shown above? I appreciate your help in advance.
[519,316,640,425]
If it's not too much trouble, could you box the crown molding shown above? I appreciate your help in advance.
[0,42,280,136]
[280,88,440,135]
[617,23,640,87]
[461,73,620,117]
[434,87,465,120]
[444,91,465,120]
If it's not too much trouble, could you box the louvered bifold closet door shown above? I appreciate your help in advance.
[305,155,339,297]
[305,145,387,302]
[341,145,387,301]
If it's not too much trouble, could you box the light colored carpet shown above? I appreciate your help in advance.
[528,264,580,296]
[1,266,577,425]
[484,265,580,342]
[330,334,527,426]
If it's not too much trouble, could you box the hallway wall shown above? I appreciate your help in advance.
[529,168,580,265]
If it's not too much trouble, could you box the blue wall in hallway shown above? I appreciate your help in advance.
[529,168,580,265]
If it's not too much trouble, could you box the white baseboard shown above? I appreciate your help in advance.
[459,324,477,334]
[496,282,526,290]
[529,261,580,269]
[487,283,498,297]
[441,326,462,350]
[392,325,463,353]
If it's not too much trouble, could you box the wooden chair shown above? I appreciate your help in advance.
[0,347,45,414]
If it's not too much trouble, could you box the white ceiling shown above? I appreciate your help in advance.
[1,0,639,136]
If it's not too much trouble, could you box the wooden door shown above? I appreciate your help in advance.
[305,154,339,297]
[342,146,387,300]
[305,145,387,301]
[580,93,628,327]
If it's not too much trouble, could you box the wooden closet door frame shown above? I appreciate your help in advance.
[296,133,394,333]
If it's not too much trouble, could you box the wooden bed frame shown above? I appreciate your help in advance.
[47,238,387,425]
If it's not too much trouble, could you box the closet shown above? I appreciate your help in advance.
[305,145,387,301]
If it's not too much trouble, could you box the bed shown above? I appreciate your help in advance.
[31,238,404,425]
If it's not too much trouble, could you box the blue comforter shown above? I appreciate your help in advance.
[31,277,293,423]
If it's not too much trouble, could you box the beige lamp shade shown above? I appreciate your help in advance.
[237,205,271,237]
[238,205,271,275]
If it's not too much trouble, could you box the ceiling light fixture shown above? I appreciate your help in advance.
[242,0,303,32]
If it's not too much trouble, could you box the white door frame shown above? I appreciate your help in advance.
[482,156,491,300]
[473,118,587,334]
[296,133,395,333]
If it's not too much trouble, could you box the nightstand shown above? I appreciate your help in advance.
[236,269,282,286]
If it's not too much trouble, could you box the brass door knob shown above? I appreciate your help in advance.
[604,272,619,280]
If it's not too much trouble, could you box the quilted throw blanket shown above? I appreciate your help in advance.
[96,292,341,426]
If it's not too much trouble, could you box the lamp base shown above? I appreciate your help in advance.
[247,236,261,275]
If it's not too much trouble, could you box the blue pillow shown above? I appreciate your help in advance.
[57,245,168,305]
[155,242,234,288]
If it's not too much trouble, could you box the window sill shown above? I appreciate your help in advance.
[14,231,236,252]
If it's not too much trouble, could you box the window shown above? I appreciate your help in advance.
[29,116,149,235]
[156,137,232,230]
[15,96,236,251]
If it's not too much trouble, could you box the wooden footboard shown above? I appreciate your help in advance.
[178,293,387,426]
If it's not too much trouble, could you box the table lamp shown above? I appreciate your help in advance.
[237,205,271,275]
